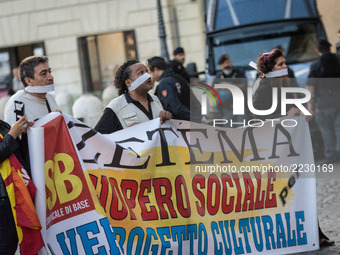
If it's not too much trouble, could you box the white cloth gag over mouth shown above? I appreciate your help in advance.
[25,84,55,93]
[128,73,151,91]
[249,61,288,78]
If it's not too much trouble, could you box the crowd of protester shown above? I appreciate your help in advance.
[1,36,339,253]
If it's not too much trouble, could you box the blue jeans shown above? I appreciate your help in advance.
[315,107,340,159]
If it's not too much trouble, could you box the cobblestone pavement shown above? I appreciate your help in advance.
[292,162,340,255]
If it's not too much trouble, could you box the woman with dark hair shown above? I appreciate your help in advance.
[253,49,334,247]
[95,60,172,134]
[0,116,31,254]
[252,48,312,121]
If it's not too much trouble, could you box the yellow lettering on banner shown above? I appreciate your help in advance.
[45,160,57,210]
[54,153,82,204]
[44,153,83,210]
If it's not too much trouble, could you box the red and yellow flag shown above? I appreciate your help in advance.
[0,135,44,255]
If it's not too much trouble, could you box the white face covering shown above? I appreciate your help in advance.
[25,84,55,93]
[248,61,288,78]
[222,68,232,75]
[128,73,151,91]
[263,68,288,78]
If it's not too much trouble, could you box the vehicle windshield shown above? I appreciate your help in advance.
[208,0,318,31]
[211,22,319,70]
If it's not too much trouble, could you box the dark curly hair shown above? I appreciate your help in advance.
[114,60,139,95]
[256,49,284,75]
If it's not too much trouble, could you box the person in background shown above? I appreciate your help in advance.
[274,46,299,89]
[253,46,299,96]
[215,54,246,80]
[213,54,248,127]
[11,67,22,93]
[307,39,340,164]
[95,60,172,134]
[252,48,311,120]
[253,47,334,247]
[336,29,340,55]
[169,47,191,83]
[147,56,201,122]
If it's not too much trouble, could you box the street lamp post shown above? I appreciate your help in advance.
[157,0,170,62]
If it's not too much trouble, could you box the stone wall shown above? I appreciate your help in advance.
[317,0,340,52]
[1,0,337,99]
[0,0,206,96]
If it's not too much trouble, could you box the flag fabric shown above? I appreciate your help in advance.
[0,135,44,255]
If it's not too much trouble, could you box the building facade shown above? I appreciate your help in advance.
[317,0,340,50]
[0,0,206,108]
[0,0,338,114]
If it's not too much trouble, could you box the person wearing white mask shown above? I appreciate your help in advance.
[95,60,172,134]
[4,56,60,125]
[252,48,312,121]
[215,54,246,79]
[4,56,60,174]
[213,54,248,127]
[253,48,334,248]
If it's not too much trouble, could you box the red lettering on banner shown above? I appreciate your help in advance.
[139,180,158,221]
[242,173,255,211]
[89,174,98,188]
[109,177,128,220]
[207,174,221,215]
[90,172,277,222]
[153,178,178,219]
[191,172,277,217]
[265,171,277,208]
[232,173,243,212]
[175,175,191,218]
[121,180,138,220]
[192,175,205,216]
[100,175,109,209]
[221,173,234,214]
[254,172,265,209]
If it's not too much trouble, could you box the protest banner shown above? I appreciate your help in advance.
[29,113,319,254]
[28,114,122,255]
